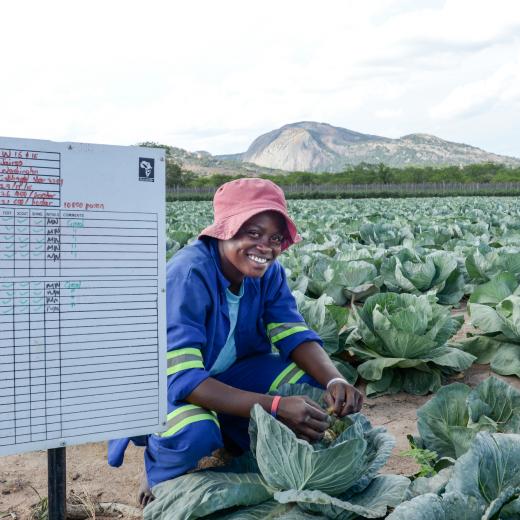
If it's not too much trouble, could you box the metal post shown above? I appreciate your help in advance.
[48,447,66,520]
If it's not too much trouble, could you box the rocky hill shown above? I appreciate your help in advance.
[235,122,520,172]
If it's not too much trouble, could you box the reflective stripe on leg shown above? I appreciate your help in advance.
[161,404,219,438]
[269,362,305,392]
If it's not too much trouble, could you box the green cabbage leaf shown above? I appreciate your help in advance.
[458,272,520,378]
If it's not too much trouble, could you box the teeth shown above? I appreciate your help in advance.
[248,255,267,264]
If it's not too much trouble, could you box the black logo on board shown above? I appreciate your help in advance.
[139,158,155,182]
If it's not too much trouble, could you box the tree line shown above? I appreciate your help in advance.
[139,142,520,188]
[168,161,520,189]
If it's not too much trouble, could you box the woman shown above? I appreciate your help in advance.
[108,177,363,503]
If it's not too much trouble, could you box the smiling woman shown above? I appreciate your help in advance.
[107,177,363,506]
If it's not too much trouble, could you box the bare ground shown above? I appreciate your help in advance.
[2,309,519,519]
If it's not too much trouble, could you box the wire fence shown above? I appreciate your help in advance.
[167,182,520,199]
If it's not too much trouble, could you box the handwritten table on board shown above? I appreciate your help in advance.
[0,139,166,456]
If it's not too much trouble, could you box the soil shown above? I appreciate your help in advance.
[2,308,519,519]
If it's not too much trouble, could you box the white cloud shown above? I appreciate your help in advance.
[0,0,519,156]
[374,109,403,119]
[430,56,520,119]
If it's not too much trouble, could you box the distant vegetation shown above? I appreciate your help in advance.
[138,142,520,195]
[173,162,520,188]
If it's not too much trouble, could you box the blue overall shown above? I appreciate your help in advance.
[108,238,323,488]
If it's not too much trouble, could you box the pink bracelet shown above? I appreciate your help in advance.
[271,396,282,417]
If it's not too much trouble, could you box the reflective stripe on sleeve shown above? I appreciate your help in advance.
[160,404,219,438]
[266,322,309,344]
[167,348,204,376]
[269,362,305,392]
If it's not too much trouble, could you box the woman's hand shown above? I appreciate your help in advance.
[276,396,329,442]
[324,380,363,418]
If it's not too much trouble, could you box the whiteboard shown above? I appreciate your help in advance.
[0,136,167,456]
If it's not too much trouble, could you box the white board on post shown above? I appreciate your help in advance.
[0,136,167,456]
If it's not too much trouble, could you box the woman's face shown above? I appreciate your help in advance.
[218,211,286,286]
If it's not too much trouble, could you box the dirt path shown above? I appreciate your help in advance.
[2,310,519,519]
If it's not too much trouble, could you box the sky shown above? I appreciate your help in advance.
[2,0,520,158]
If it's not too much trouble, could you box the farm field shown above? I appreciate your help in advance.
[2,196,520,519]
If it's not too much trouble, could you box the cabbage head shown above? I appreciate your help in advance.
[415,377,520,460]
[381,248,465,305]
[345,293,475,396]
[250,383,410,519]
[387,432,520,520]
[459,272,520,378]
[359,222,413,247]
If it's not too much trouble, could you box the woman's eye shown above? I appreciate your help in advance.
[270,235,283,244]
[247,230,260,238]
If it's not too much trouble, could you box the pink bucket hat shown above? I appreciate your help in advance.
[199,178,301,251]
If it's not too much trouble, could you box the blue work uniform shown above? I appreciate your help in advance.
[108,238,322,487]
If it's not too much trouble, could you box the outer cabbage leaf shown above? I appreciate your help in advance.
[388,491,486,519]
[145,471,274,520]
[209,501,323,519]
[444,432,520,516]
[331,357,358,385]
[416,383,472,459]
[274,474,410,519]
[250,404,367,496]
[293,291,346,356]
[469,272,518,306]
[436,268,466,306]
[406,466,454,499]
[386,493,446,519]
[465,247,520,285]
[461,273,520,377]
[500,496,520,519]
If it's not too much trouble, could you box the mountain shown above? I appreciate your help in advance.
[234,122,520,172]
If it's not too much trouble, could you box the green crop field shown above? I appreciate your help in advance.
[167,196,520,389]
[155,196,520,519]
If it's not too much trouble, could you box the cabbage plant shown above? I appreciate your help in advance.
[345,293,475,396]
[459,272,520,378]
[282,250,383,305]
[251,384,410,519]
[414,377,520,460]
[387,432,520,519]
[144,384,410,519]
[380,248,465,305]
[465,245,520,285]
[359,221,413,247]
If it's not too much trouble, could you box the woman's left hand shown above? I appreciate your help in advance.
[324,380,363,418]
